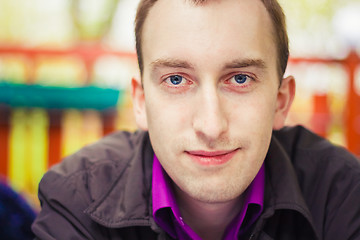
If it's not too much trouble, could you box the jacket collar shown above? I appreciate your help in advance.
[258,135,320,239]
[84,131,161,233]
[84,131,319,238]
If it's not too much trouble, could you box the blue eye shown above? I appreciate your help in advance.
[234,74,248,84]
[169,75,183,85]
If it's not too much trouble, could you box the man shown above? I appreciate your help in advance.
[32,0,360,239]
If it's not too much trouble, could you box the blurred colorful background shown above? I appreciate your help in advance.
[0,0,359,231]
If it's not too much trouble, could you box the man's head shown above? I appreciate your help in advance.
[132,0,295,204]
[135,0,289,81]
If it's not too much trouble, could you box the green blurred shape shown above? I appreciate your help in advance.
[71,0,119,41]
[0,82,121,110]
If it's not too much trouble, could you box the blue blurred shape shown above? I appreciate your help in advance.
[0,179,36,240]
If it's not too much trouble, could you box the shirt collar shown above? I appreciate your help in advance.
[152,154,265,239]
[225,163,264,238]
[152,154,182,238]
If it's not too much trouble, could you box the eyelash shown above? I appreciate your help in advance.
[224,73,255,88]
[163,74,192,87]
[233,74,251,82]
[161,72,256,92]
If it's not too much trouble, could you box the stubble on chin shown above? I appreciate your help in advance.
[169,158,257,204]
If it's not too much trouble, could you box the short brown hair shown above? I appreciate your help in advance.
[135,0,289,80]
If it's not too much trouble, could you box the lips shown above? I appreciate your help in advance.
[185,149,238,166]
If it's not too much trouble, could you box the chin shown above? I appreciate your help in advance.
[193,190,242,204]
[185,180,247,204]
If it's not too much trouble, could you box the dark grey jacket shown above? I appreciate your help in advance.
[32,126,360,239]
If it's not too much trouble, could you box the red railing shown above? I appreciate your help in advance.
[0,45,358,179]
[0,44,136,176]
[290,50,360,156]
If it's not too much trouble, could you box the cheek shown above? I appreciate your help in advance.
[227,92,277,148]
[145,93,192,135]
[145,95,193,164]
[230,93,276,124]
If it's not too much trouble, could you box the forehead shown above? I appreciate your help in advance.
[141,0,276,74]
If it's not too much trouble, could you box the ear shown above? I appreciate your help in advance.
[273,76,296,130]
[131,77,148,130]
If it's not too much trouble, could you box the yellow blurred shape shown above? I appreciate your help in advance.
[8,108,28,192]
[28,108,48,193]
[82,110,103,146]
[61,109,83,157]
[35,56,87,86]
[8,108,48,196]
[0,56,29,83]
[61,109,103,157]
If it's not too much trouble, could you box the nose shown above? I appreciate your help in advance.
[192,85,228,143]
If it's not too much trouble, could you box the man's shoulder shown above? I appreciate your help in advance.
[274,125,358,165]
[271,126,360,239]
[33,130,155,238]
[38,130,151,205]
[51,130,148,177]
[273,125,360,182]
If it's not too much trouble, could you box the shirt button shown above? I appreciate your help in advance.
[179,217,185,226]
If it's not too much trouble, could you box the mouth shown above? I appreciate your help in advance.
[185,149,239,166]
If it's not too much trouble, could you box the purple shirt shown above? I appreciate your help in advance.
[152,154,265,240]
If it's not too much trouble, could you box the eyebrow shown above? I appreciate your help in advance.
[150,58,195,71]
[223,58,267,70]
[149,57,267,72]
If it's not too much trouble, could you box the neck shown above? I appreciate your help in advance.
[173,186,244,240]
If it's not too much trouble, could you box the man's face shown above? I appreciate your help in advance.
[133,0,294,203]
